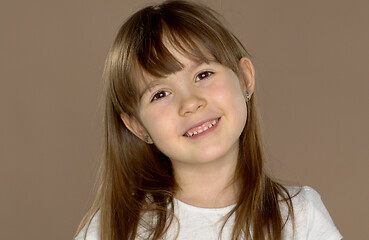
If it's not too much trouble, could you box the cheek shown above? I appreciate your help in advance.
[216,78,248,125]
[140,106,178,139]
[212,77,246,107]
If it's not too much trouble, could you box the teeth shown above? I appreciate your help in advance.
[185,119,218,137]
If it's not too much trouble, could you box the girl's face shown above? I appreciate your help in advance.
[122,47,255,170]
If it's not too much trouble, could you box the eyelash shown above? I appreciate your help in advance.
[151,90,171,102]
[150,71,214,102]
[195,71,213,82]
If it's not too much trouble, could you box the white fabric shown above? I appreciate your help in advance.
[75,186,342,240]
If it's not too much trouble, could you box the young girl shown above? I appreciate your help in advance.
[75,0,342,239]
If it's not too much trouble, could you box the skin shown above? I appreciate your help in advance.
[121,47,255,208]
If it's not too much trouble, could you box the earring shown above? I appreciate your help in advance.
[145,135,151,143]
[245,91,251,101]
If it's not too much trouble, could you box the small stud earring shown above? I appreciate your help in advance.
[245,91,251,101]
[145,135,151,143]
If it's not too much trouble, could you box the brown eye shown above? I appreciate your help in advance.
[151,90,170,101]
[195,71,213,82]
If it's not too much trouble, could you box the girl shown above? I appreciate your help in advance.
[75,0,342,239]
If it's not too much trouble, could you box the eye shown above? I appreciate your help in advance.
[151,90,171,101]
[195,71,213,82]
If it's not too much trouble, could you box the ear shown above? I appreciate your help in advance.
[238,57,255,97]
[120,113,153,144]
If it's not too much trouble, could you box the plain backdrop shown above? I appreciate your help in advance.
[1,0,368,239]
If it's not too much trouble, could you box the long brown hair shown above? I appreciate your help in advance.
[76,0,296,239]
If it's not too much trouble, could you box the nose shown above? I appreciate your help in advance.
[178,92,207,116]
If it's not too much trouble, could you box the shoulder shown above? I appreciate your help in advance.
[285,186,324,211]
[281,186,342,240]
[75,211,101,240]
[74,210,152,240]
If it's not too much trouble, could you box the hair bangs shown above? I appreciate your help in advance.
[133,2,246,80]
[135,23,215,80]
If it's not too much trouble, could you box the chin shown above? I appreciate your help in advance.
[193,146,235,164]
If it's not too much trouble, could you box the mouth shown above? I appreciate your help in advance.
[183,118,220,137]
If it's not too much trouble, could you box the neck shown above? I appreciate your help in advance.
[173,152,239,208]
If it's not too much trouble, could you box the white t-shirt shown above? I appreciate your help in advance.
[75,186,342,240]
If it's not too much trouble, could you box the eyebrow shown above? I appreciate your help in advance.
[139,81,161,99]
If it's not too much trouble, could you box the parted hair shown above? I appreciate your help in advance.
[76,0,295,239]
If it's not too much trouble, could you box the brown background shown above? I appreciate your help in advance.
[1,0,368,239]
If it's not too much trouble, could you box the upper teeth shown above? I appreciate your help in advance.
[185,119,218,137]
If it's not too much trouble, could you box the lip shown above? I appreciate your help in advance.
[182,117,221,137]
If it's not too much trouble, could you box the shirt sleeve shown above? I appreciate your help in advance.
[302,187,342,240]
[75,211,101,240]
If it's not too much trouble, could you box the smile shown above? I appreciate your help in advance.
[184,118,220,137]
